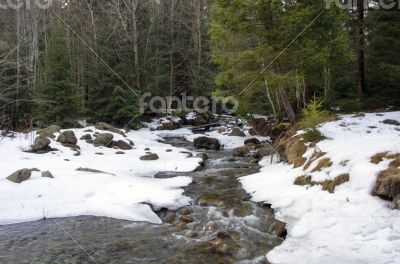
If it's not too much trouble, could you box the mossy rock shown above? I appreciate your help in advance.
[373,168,400,199]
[311,158,333,172]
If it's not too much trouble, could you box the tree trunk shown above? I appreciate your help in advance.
[357,0,366,96]
[263,77,277,118]
[279,88,296,124]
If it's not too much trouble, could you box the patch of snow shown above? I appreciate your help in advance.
[0,127,201,225]
[186,111,197,120]
[240,111,400,263]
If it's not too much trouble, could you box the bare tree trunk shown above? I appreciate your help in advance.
[280,88,296,124]
[131,0,140,90]
[263,77,277,118]
[168,0,175,113]
[357,0,365,96]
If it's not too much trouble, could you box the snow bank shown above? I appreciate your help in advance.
[0,127,201,225]
[240,112,400,263]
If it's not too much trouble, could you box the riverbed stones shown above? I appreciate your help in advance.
[32,136,51,153]
[194,137,221,150]
[37,125,61,138]
[244,138,260,146]
[229,128,246,137]
[383,119,400,126]
[7,169,32,183]
[140,153,159,161]
[116,140,133,150]
[57,131,78,145]
[95,122,125,135]
[93,133,114,146]
[232,146,250,157]
[156,120,180,130]
[80,134,92,141]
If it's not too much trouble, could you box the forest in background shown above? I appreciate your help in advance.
[0,0,399,130]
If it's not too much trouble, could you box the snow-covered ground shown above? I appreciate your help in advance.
[0,127,201,225]
[240,112,400,264]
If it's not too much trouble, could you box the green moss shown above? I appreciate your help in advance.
[302,129,327,143]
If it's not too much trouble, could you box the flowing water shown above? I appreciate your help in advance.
[0,137,284,264]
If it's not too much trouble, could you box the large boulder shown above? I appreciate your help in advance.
[32,136,51,152]
[156,120,181,131]
[244,138,261,146]
[383,119,400,126]
[232,146,250,157]
[373,168,400,200]
[194,137,221,150]
[140,153,159,161]
[229,128,246,137]
[116,140,133,150]
[93,133,114,147]
[7,169,32,183]
[57,130,78,145]
[37,125,61,138]
[184,111,214,126]
[95,122,125,135]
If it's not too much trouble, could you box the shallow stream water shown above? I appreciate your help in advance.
[0,137,284,264]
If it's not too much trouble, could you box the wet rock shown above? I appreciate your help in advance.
[217,127,226,133]
[7,169,32,183]
[57,131,78,145]
[32,136,51,153]
[194,137,221,150]
[116,140,133,150]
[115,151,125,155]
[157,120,181,131]
[140,153,159,161]
[166,149,173,152]
[197,196,223,207]
[37,125,61,138]
[80,134,92,140]
[74,151,81,156]
[373,167,400,200]
[93,133,114,146]
[173,221,187,231]
[186,231,199,238]
[41,171,54,179]
[383,119,400,126]
[229,128,246,137]
[232,146,250,157]
[180,215,194,223]
[254,147,272,159]
[244,138,260,146]
[95,122,125,135]
[178,207,192,216]
[273,220,287,238]
[84,129,93,133]
[184,111,214,126]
